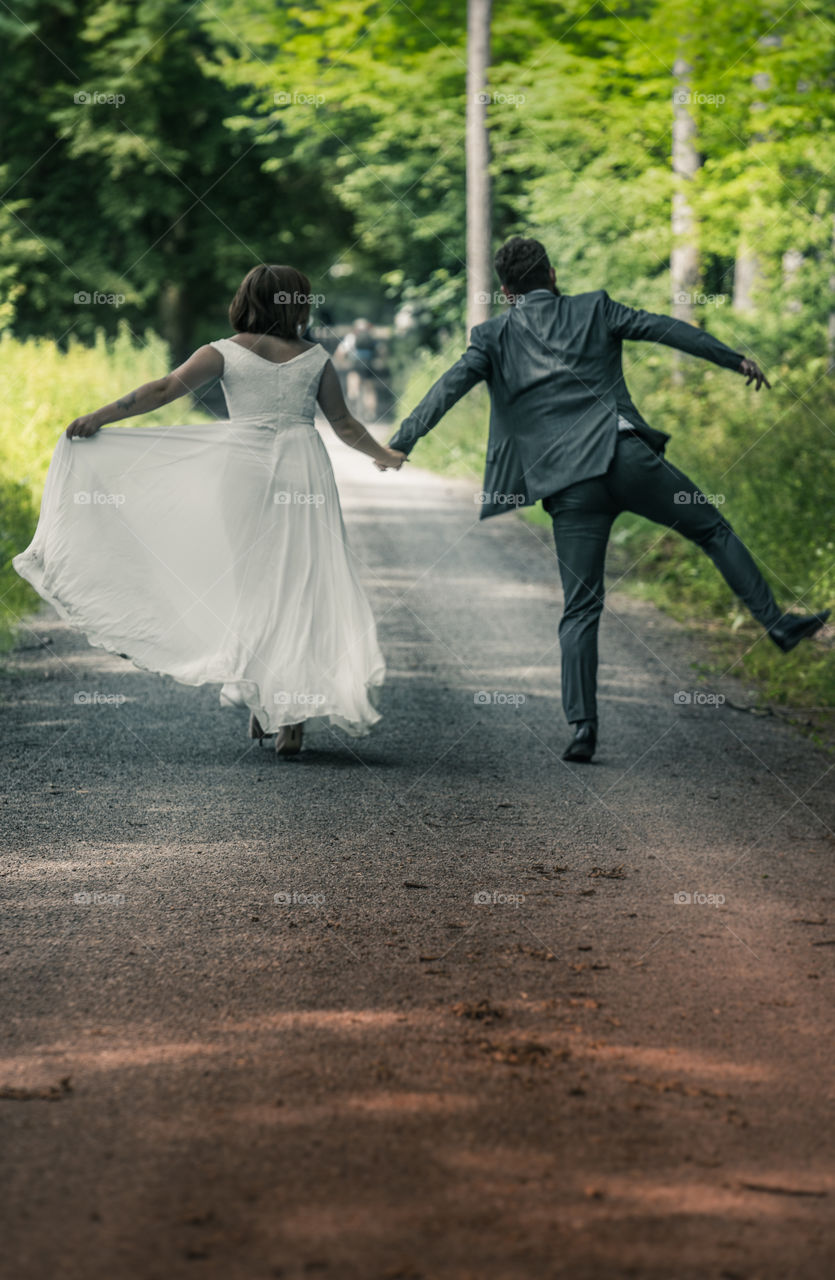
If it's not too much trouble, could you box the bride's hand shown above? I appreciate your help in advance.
[66,413,102,440]
[374,448,406,472]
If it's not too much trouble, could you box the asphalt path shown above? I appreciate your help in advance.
[1,423,833,1279]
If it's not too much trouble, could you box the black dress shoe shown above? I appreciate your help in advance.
[562,724,596,762]
[768,610,830,653]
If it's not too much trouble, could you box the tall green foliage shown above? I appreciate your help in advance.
[0,1,352,355]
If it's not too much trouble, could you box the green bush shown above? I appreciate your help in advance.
[0,325,207,652]
[0,474,38,652]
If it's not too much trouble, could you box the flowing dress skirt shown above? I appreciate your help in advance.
[13,418,385,735]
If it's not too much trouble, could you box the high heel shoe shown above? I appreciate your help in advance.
[248,711,271,741]
[275,723,304,756]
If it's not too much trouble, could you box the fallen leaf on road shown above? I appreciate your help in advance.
[740,1181,827,1198]
[182,1209,216,1226]
[623,1075,729,1100]
[451,999,505,1023]
[514,944,557,961]
[477,1039,561,1066]
[529,863,568,878]
[0,1076,72,1101]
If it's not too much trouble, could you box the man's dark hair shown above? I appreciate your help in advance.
[494,236,553,295]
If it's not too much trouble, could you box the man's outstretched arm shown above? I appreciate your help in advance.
[388,333,491,457]
[601,291,770,389]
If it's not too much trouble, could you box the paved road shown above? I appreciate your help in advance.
[1,425,833,1279]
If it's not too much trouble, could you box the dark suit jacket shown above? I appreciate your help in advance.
[388,288,744,519]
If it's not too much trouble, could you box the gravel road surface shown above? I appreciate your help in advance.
[1,425,833,1280]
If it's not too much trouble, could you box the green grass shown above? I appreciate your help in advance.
[399,336,834,710]
[0,325,208,652]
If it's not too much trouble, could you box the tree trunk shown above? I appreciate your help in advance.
[733,37,781,314]
[828,215,835,375]
[733,236,761,312]
[157,280,192,366]
[782,248,803,313]
[671,54,700,324]
[466,0,492,338]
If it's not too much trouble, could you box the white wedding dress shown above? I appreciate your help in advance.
[13,338,385,736]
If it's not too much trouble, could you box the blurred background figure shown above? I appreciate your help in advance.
[334,318,380,419]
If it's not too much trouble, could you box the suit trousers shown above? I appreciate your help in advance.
[542,434,783,725]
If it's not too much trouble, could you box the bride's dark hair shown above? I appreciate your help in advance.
[229,264,312,339]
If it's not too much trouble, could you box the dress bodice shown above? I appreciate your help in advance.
[210,338,330,428]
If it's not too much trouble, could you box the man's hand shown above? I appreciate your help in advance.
[739,358,771,391]
[66,413,103,439]
[374,448,406,472]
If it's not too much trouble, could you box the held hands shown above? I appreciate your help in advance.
[66,413,103,439]
[374,448,406,472]
[739,358,771,391]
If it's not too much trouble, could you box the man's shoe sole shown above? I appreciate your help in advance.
[773,611,831,653]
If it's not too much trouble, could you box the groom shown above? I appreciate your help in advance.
[389,236,829,762]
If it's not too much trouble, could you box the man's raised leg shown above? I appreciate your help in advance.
[608,438,828,646]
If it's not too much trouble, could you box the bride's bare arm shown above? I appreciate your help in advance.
[316,360,404,469]
[66,345,223,439]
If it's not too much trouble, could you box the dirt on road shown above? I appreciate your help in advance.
[1,431,833,1280]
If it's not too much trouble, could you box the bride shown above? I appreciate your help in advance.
[13,264,405,756]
